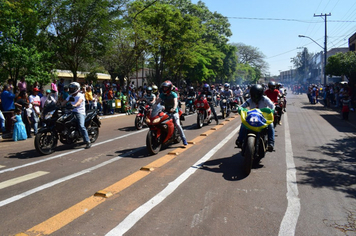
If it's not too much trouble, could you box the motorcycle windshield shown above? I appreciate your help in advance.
[149,104,164,118]
[238,107,274,132]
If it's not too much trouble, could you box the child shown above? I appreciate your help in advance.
[12,108,27,141]
[341,94,351,120]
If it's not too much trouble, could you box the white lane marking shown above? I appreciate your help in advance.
[0,171,49,190]
[0,129,147,175]
[106,125,240,236]
[0,149,142,208]
[278,113,300,236]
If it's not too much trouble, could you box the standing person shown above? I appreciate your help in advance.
[155,80,188,145]
[341,94,351,120]
[62,82,91,149]
[12,108,27,141]
[29,87,41,135]
[18,77,27,92]
[22,102,32,138]
[58,78,65,95]
[1,85,17,133]
[85,86,93,110]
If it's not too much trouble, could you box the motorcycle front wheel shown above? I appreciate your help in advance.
[34,131,58,155]
[221,108,226,119]
[243,136,255,176]
[197,113,204,128]
[87,120,99,143]
[135,116,144,130]
[146,130,162,155]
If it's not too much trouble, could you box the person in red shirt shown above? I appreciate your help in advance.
[264,81,281,104]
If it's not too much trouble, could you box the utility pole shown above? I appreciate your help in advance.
[314,13,331,85]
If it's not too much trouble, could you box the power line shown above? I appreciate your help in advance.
[226,16,356,23]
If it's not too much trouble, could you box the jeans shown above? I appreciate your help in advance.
[237,123,275,147]
[74,112,90,143]
[172,112,186,140]
[0,111,5,132]
[209,103,218,121]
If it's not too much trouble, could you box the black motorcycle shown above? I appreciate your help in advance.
[34,102,101,155]
[220,95,232,119]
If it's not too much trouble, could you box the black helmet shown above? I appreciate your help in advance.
[268,81,276,89]
[250,84,264,104]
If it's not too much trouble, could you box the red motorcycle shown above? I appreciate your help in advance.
[145,103,183,155]
[135,100,150,130]
[194,95,212,128]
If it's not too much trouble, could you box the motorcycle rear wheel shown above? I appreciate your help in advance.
[88,120,99,143]
[146,130,162,155]
[135,116,144,130]
[34,131,58,155]
[243,136,255,176]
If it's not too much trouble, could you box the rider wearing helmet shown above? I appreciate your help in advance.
[220,83,233,98]
[200,83,219,124]
[235,84,275,152]
[233,85,244,105]
[141,86,156,105]
[155,80,188,145]
[265,81,281,104]
[152,85,159,97]
[63,82,91,149]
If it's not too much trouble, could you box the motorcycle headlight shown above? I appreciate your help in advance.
[152,117,161,124]
[223,99,227,103]
[200,103,204,107]
[196,103,200,107]
[145,118,151,123]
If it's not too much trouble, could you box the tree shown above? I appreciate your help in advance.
[0,0,55,91]
[291,48,314,83]
[48,0,128,81]
[326,51,356,86]
[232,43,268,84]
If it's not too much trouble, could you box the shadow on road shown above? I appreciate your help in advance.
[296,136,356,199]
[199,153,253,181]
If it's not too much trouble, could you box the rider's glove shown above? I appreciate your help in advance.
[170,108,175,113]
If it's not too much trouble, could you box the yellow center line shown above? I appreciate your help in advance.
[16,119,237,236]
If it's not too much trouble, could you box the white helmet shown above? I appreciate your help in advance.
[68,82,80,95]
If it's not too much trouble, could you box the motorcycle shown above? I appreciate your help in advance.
[273,96,285,128]
[220,95,232,119]
[135,100,150,130]
[236,107,274,176]
[194,95,213,128]
[34,102,101,155]
[145,103,183,155]
[185,96,196,114]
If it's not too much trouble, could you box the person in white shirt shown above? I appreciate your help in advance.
[62,82,91,149]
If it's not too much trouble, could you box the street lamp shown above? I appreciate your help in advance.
[298,34,327,85]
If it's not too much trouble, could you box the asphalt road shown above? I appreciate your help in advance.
[0,91,355,236]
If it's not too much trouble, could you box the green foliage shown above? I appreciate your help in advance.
[326,51,356,85]
[0,0,55,89]
[290,48,314,82]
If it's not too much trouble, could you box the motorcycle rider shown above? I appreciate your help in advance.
[61,82,91,149]
[199,83,219,124]
[152,85,159,97]
[233,85,244,105]
[264,81,281,104]
[155,80,188,145]
[220,83,233,114]
[185,86,196,113]
[141,86,156,106]
[235,84,275,152]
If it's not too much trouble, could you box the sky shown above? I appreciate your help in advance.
[191,0,356,76]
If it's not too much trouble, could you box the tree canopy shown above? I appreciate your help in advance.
[326,51,356,86]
